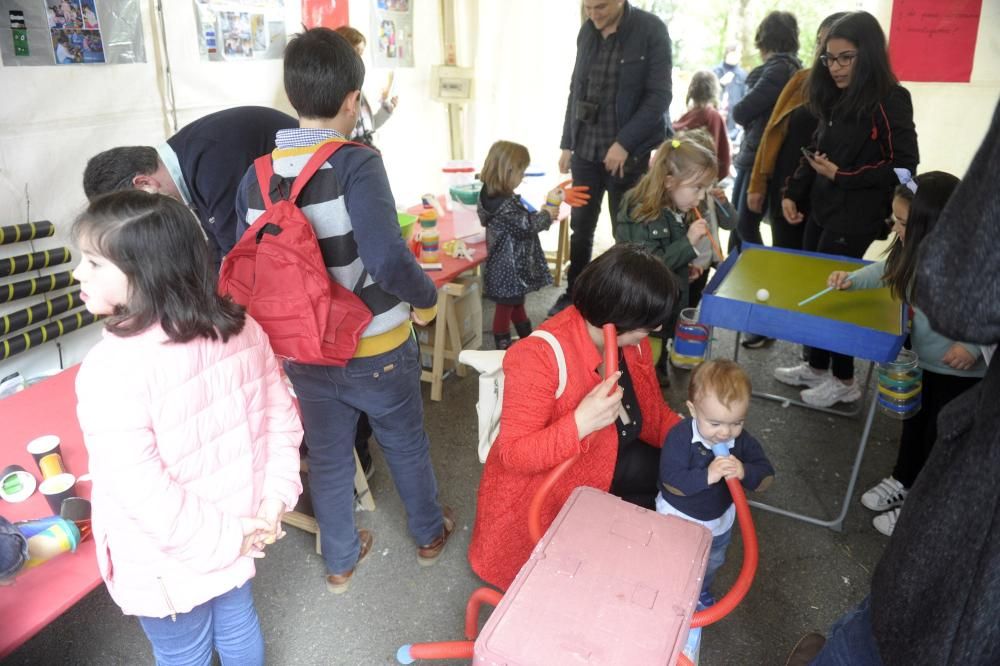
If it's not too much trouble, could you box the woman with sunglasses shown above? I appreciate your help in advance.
[775,11,919,408]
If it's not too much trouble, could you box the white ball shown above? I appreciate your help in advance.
[756,288,770,302]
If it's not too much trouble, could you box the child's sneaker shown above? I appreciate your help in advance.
[861,477,907,512]
[801,377,862,407]
[774,363,828,388]
[873,507,901,536]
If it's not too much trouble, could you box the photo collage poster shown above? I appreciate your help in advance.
[195,0,287,61]
[1,0,144,66]
[370,0,412,68]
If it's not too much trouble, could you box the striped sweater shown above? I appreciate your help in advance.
[235,129,437,358]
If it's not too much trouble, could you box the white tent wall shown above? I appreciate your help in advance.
[0,0,998,383]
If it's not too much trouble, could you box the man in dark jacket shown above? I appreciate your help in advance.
[549,0,672,316]
[788,100,1000,666]
[82,106,297,268]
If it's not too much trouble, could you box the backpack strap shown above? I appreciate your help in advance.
[529,330,567,399]
[255,139,368,208]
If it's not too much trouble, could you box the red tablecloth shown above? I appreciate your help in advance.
[0,365,99,659]
[406,198,487,287]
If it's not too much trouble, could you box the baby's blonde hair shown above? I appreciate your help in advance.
[689,359,752,409]
[480,140,530,197]
[623,133,717,222]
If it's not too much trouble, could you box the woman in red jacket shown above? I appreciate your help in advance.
[468,244,684,591]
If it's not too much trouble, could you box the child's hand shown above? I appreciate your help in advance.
[828,271,853,290]
[574,372,624,439]
[239,516,273,558]
[256,498,287,545]
[727,456,745,481]
[942,343,977,370]
[544,187,565,208]
[686,219,709,244]
[707,456,733,484]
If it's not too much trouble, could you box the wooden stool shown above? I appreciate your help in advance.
[283,447,375,555]
[545,214,571,285]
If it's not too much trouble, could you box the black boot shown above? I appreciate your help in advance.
[514,320,533,339]
[494,332,513,350]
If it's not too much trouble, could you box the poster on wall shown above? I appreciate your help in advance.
[302,0,347,29]
[888,0,982,83]
[0,0,145,66]
[194,0,286,61]
[370,0,412,68]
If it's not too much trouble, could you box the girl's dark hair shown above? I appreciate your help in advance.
[882,171,959,302]
[686,71,719,108]
[808,11,897,120]
[754,11,799,55]
[572,244,678,333]
[72,190,245,342]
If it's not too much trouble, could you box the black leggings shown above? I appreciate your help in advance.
[803,219,879,380]
[893,370,981,487]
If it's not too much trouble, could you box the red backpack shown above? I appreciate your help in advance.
[219,140,373,366]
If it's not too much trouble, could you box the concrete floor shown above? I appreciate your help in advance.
[5,282,902,666]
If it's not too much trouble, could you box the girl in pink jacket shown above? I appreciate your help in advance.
[72,191,303,665]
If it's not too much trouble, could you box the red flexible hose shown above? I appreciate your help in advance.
[603,323,619,375]
[464,587,504,640]
[690,477,758,628]
[406,641,474,661]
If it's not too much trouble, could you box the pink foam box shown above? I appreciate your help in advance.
[474,486,711,665]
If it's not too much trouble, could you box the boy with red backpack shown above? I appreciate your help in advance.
[233,27,454,594]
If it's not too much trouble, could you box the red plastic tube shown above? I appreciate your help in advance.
[464,587,504,640]
[690,477,758,628]
[528,455,578,543]
[603,323,618,376]
[397,641,474,663]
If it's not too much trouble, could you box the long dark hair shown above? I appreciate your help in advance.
[808,11,897,120]
[573,243,678,333]
[882,171,960,302]
[72,190,245,342]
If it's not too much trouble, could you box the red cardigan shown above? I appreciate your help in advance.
[672,105,731,180]
[467,307,682,590]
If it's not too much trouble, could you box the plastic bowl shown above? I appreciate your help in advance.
[449,182,482,206]
[397,212,417,240]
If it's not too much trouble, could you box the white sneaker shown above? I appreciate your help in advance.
[873,508,901,536]
[800,377,863,407]
[774,363,828,388]
[861,477,907,512]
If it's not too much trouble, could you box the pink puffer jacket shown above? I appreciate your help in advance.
[75,316,303,618]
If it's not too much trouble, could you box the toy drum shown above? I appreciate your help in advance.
[670,308,710,369]
[877,349,922,419]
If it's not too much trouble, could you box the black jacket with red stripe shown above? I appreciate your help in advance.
[784,84,918,237]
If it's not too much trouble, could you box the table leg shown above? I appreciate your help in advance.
[430,288,450,402]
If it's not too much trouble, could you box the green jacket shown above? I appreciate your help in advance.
[614,205,696,327]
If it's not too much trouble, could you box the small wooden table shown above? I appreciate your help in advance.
[407,200,488,401]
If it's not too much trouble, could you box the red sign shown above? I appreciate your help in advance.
[889,0,983,82]
[302,0,350,29]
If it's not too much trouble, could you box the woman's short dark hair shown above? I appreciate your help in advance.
[284,27,364,119]
[755,11,799,55]
[72,190,245,343]
[809,11,897,120]
[572,244,678,333]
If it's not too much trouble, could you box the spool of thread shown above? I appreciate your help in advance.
[38,453,65,480]
[0,464,37,503]
[419,211,440,264]
[20,517,80,569]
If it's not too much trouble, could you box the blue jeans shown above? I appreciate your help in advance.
[698,527,732,607]
[138,582,263,666]
[284,335,444,573]
[730,165,766,249]
[811,596,883,665]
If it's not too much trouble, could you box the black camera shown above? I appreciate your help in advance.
[575,100,599,125]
